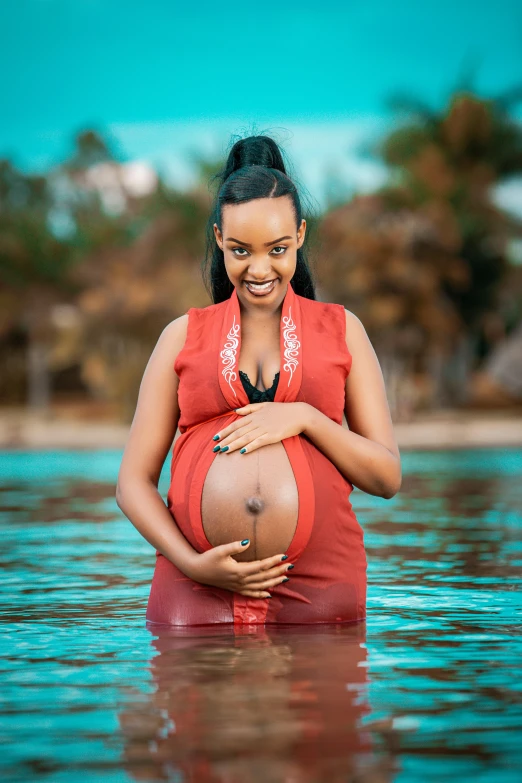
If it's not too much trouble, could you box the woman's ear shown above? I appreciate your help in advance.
[213,223,223,251]
[297,218,306,249]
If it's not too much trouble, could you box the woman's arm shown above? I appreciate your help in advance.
[301,309,401,498]
[116,316,293,598]
[116,315,201,572]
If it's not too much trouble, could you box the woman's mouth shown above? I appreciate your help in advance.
[243,279,278,296]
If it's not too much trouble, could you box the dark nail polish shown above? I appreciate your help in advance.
[281,555,288,561]
[212,445,220,452]
[220,445,229,452]
[287,564,294,570]
[212,434,220,441]
[241,539,249,546]
[266,595,272,599]
[283,577,290,583]
[240,448,246,454]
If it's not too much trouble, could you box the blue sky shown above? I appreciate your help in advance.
[1,0,521,208]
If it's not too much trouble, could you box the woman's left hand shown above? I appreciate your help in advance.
[211,402,311,455]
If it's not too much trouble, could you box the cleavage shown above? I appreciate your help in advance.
[239,326,280,391]
[239,363,279,392]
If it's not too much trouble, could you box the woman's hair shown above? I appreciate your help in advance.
[202,133,317,303]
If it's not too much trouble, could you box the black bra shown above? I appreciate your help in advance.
[239,370,280,403]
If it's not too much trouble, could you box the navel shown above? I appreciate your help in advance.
[245,495,265,515]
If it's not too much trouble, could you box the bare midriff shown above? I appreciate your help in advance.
[201,442,299,561]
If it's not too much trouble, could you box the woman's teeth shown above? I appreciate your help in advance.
[244,279,277,295]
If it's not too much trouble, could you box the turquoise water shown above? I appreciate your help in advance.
[1,449,521,782]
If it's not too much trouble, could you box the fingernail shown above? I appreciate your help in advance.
[212,434,220,441]
[240,448,246,454]
[212,445,220,452]
[281,555,288,561]
[266,594,272,599]
[287,564,294,570]
[283,577,290,583]
[220,446,229,452]
[241,539,249,546]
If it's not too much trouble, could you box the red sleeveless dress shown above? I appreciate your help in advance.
[146,282,367,626]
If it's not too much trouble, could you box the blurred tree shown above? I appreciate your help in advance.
[53,134,215,419]
[0,158,73,408]
[381,89,522,327]
[0,130,211,417]
[319,89,522,413]
[68,188,211,420]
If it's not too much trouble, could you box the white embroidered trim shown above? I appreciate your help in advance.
[220,315,240,393]
[282,306,300,386]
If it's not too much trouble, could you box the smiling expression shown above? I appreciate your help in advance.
[214,196,306,310]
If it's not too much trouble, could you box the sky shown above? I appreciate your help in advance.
[1,0,522,209]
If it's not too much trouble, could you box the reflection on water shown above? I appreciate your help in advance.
[119,624,386,782]
[1,449,521,782]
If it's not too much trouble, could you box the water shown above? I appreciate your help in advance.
[1,449,521,782]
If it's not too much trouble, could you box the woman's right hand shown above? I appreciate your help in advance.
[186,539,292,598]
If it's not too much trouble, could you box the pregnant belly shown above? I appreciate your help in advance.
[201,442,299,562]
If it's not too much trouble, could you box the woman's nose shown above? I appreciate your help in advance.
[246,256,273,276]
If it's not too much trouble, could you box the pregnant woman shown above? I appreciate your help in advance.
[116,134,401,626]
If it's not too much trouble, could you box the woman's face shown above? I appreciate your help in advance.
[213,196,306,309]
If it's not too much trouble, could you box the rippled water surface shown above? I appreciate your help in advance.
[1,449,521,782]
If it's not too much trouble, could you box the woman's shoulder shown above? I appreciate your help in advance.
[183,299,227,322]
[297,293,345,314]
[156,313,190,358]
[158,300,227,369]
[164,299,226,335]
[343,308,368,338]
[298,295,369,348]
[342,308,374,360]
[298,294,362,329]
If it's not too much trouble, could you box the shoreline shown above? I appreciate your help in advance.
[0,408,521,450]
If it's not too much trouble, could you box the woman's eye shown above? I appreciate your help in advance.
[231,246,286,257]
